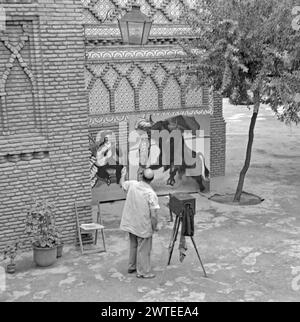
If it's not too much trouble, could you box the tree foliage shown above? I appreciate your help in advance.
[181,0,300,124]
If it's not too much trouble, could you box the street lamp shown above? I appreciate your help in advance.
[118,3,153,45]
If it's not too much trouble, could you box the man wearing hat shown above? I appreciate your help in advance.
[120,167,159,278]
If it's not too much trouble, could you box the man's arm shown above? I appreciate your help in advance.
[150,209,158,232]
[148,192,160,232]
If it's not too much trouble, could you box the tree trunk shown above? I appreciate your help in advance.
[233,90,260,202]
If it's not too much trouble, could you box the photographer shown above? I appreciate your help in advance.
[120,167,159,279]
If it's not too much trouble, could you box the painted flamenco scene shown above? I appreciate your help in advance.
[90,114,210,202]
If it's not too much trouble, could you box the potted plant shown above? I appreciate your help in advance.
[25,199,59,267]
[55,227,64,258]
[2,240,22,274]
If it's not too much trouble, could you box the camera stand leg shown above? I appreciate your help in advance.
[190,236,207,278]
[167,215,181,265]
[169,208,173,222]
[158,216,181,286]
[159,215,207,286]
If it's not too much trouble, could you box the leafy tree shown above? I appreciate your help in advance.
[181,0,300,202]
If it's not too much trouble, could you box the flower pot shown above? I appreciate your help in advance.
[56,244,64,258]
[33,246,57,267]
[6,263,16,274]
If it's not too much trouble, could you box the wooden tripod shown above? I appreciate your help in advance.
[167,211,207,278]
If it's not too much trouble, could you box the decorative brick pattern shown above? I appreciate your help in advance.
[87,62,213,115]
[0,0,92,251]
[0,17,47,136]
[162,76,181,110]
[81,0,192,25]
[139,76,159,110]
[89,79,110,114]
[114,77,135,112]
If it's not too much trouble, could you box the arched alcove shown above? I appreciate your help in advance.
[139,77,159,111]
[115,78,135,113]
[89,78,110,114]
[163,76,181,110]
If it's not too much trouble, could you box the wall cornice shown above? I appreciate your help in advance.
[89,107,213,126]
[86,45,188,62]
[84,24,199,40]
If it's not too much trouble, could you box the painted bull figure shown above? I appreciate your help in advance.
[136,115,210,192]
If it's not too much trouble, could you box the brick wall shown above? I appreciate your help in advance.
[210,92,226,177]
[0,0,92,250]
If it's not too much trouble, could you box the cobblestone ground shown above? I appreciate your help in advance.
[1,100,300,302]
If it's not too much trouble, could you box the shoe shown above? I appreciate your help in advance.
[128,269,136,274]
[136,273,156,279]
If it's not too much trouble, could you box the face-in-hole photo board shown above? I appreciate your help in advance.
[128,114,210,196]
[90,114,210,202]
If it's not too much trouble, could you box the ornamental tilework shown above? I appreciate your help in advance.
[138,0,152,16]
[163,76,181,110]
[115,0,129,7]
[163,62,178,73]
[115,63,133,76]
[82,9,99,24]
[86,63,214,115]
[152,10,170,24]
[86,48,186,61]
[179,73,189,86]
[115,78,135,112]
[130,66,144,87]
[139,77,159,111]
[89,108,213,126]
[84,26,196,38]
[93,0,115,21]
[140,63,156,75]
[90,65,108,77]
[82,0,91,6]
[186,87,202,108]
[89,79,110,114]
[81,0,197,25]
[185,0,197,8]
[103,67,119,89]
[153,0,165,7]
[86,27,121,38]
[153,65,167,86]
[84,68,94,89]
[165,0,183,21]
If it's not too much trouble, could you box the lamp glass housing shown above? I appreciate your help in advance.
[118,5,152,45]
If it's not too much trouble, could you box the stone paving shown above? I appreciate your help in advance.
[0,101,299,302]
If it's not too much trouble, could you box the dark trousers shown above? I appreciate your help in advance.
[128,233,152,275]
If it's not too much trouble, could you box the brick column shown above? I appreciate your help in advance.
[210,92,226,177]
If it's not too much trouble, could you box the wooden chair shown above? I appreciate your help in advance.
[74,200,106,255]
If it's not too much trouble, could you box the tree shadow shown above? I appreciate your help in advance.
[209,192,264,206]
